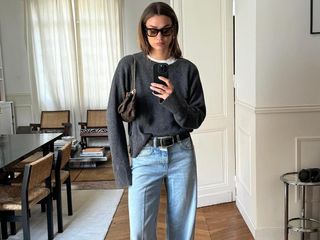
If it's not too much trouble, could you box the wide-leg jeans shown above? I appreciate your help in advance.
[128,137,197,240]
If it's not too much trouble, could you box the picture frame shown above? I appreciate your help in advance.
[310,0,320,34]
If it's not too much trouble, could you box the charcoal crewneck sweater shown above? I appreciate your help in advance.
[107,52,206,187]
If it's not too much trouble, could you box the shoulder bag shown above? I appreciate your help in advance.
[117,56,136,122]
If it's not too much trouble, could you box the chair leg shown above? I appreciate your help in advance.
[55,184,63,233]
[1,219,8,239]
[80,136,85,149]
[46,195,54,240]
[41,202,46,212]
[21,206,31,240]
[82,136,87,148]
[9,211,16,235]
[66,176,73,216]
[10,222,16,235]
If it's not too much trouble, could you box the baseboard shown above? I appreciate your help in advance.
[254,227,285,240]
[198,191,233,208]
[236,198,256,238]
[236,198,300,240]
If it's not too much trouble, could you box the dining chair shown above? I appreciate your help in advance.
[8,151,43,173]
[30,110,72,136]
[4,152,44,184]
[78,109,108,148]
[0,153,54,240]
[9,142,73,233]
[52,141,73,233]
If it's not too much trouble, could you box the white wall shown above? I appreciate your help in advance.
[0,0,32,126]
[236,0,320,239]
[234,0,256,106]
[0,0,30,95]
[256,0,320,107]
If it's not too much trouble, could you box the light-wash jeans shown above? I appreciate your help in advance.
[128,137,197,240]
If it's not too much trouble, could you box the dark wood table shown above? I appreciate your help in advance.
[0,133,62,170]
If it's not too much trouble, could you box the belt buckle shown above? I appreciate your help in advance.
[159,136,174,148]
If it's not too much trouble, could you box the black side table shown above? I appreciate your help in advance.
[69,147,109,168]
[280,172,320,240]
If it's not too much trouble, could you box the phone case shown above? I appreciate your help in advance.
[153,63,169,85]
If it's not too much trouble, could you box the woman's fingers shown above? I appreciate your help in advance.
[150,76,174,100]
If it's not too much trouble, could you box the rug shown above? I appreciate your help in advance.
[71,160,115,182]
[8,189,123,240]
[74,164,114,182]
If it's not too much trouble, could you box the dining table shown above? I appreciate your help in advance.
[0,133,63,170]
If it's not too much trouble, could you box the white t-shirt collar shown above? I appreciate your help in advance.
[147,55,176,65]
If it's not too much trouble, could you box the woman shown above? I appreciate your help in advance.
[107,2,206,239]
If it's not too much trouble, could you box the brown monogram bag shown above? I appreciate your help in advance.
[117,56,136,122]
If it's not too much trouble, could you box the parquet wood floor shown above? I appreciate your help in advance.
[105,188,254,240]
[71,162,253,239]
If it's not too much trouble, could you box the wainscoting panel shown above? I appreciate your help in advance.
[15,104,32,126]
[253,107,320,240]
[192,129,234,207]
[295,136,320,235]
[194,130,227,187]
[235,101,256,237]
[7,93,33,127]
[237,127,252,195]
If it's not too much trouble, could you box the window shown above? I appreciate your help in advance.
[26,0,122,134]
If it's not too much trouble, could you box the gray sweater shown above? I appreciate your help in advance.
[107,52,206,187]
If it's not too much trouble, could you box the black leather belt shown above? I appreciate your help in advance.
[150,132,190,148]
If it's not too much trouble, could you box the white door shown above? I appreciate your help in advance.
[172,0,234,207]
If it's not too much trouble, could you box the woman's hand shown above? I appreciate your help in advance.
[150,76,174,100]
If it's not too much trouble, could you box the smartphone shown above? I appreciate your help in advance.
[153,63,169,86]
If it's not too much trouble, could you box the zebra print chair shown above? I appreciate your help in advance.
[78,109,108,148]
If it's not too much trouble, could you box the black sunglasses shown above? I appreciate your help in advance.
[145,26,174,37]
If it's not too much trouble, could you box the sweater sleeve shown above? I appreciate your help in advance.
[107,57,132,187]
[161,64,206,130]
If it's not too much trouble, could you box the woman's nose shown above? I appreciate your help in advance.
[156,33,164,39]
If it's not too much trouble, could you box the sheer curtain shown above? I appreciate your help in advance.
[76,0,122,109]
[25,0,122,137]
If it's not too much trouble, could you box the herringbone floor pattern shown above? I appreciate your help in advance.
[106,189,254,240]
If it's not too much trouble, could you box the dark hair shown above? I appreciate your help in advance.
[138,2,182,58]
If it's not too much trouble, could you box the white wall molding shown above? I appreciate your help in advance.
[7,92,31,99]
[255,104,320,114]
[236,99,320,114]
